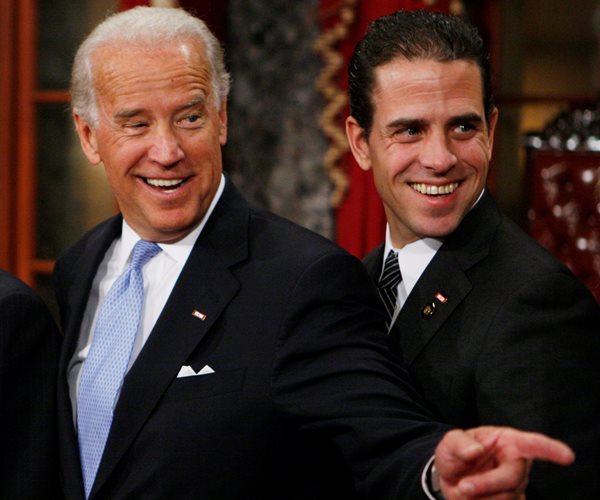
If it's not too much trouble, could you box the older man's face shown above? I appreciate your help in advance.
[347,58,497,249]
[74,38,227,243]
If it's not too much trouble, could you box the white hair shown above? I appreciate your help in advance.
[71,6,230,126]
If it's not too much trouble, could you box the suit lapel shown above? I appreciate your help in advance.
[363,244,385,283]
[389,250,472,364]
[90,180,249,497]
[388,192,501,365]
[61,217,123,367]
[57,217,122,500]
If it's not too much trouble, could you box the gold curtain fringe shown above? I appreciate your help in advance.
[314,0,357,208]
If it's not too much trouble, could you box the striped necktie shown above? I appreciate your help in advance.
[378,249,402,327]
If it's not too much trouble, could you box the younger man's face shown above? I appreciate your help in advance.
[347,57,497,248]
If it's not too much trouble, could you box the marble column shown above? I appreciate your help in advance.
[225,0,334,239]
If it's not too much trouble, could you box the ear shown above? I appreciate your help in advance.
[218,99,228,146]
[486,107,499,161]
[73,113,102,165]
[345,116,372,171]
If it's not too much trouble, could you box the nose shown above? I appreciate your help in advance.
[147,125,184,167]
[419,131,457,173]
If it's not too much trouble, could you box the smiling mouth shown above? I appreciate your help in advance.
[144,178,187,192]
[409,182,459,196]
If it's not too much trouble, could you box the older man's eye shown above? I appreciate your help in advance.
[178,113,204,128]
[122,121,148,132]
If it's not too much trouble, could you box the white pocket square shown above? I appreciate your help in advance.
[177,364,215,378]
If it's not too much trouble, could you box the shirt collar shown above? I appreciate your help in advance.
[382,188,485,295]
[383,228,442,294]
[383,187,486,258]
[119,173,226,264]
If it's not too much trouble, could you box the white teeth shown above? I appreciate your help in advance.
[410,182,458,195]
[146,178,184,188]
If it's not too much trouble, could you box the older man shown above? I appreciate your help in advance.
[346,10,600,499]
[55,7,572,500]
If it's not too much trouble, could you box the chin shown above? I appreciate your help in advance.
[419,220,460,239]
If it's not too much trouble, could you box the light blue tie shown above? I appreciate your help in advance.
[77,239,161,498]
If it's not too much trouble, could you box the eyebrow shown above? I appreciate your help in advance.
[385,117,426,132]
[113,95,207,120]
[114,108,144,120]
[447,113,484,127]
[178,95,207,112]
[385,113,484,131]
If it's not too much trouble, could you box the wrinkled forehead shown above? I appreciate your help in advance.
[89,40,216,115]
[90,37,211,90]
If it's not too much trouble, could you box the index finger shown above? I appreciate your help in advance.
[472,427,575,465]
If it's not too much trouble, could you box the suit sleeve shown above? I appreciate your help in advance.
[476,270,600,498]
[0,286,62,499]
[271,251,448,499]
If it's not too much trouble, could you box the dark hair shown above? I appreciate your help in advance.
[348,10,493,136]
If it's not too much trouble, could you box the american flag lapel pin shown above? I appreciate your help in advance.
[422,292,448,319]
[192,309,207,321]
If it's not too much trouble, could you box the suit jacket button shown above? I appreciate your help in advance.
[421,302,436,319]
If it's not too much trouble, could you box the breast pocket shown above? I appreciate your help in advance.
[162,368,247,402]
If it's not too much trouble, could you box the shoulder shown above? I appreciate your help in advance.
[207,178,351,266]
[54,215,120,287]
[58,215,120,265]
[491,214,575,278]
[245,206,376,291]
[455,211,599,318]
[434,196,598,312]
[452,193,576,282]
[248,206,345,258]
[363,244,384,271]
[0,269,57,344]
[0,269,40,303]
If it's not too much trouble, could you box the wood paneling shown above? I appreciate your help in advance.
[0,0,16,270]
[15,0,37,285]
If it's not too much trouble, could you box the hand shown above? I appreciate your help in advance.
[434,426,574,499]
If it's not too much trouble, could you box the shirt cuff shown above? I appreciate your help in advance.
[421,454,442,500]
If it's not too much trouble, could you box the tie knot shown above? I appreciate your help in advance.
[130,240,161,270]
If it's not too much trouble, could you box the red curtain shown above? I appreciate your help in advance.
[319,0,450,258]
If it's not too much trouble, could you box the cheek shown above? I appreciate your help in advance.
[182,128,217,156]
[377,147,414,183]
[474,134,493,159]
[100,140,146,175]
[458,140,490,174]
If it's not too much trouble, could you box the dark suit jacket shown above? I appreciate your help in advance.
[54,179,446,500]
[0,269,61,499]
[364,191,600,499]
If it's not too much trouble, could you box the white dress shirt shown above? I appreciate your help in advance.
[381,188,486,326]
[68,174,226,417]
[381,230,443,327]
